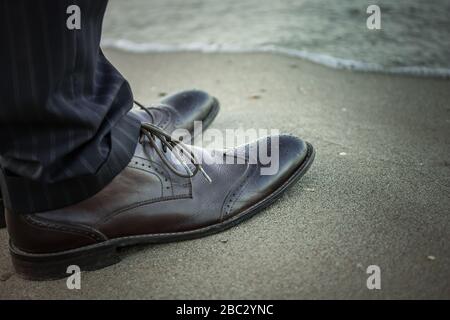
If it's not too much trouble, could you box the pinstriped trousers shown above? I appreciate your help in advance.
[0,0,141,213]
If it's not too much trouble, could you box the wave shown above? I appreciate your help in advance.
[101,39,450,79]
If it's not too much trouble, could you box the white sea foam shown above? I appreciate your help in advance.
[101,39,450,79]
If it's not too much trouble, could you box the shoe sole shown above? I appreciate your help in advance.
[10,142,314,281]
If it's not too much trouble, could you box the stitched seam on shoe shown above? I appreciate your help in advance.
[23,215,107,242]
[100,150,193,223]
[128,157,182,194]
[130,156,190,193]
[123,158,192,206]
[98,194,192,225]
[224,165,257,218]
[127,166,162,178]
[129,157,166,174]
[97,177,191,223]
[219,153,254,219]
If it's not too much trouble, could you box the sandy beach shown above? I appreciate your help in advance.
[0,50,449,299]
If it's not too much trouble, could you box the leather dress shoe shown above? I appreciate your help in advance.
[0,89,219,229]
[6,124,315,280]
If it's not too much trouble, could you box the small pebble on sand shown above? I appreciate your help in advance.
[427,255,436,260]
[339,152,347,156]
[305,187,315,192]
[220,239,228,244]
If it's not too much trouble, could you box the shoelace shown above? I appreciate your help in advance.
[135,100,212,183]
[135,100,161,123]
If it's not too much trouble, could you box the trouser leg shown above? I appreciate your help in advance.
[0,0,140,213]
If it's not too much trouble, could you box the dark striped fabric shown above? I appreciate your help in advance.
[0,0,141,213]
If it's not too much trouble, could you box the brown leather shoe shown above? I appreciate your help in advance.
[0,89,219,229]
[6,124,314,280]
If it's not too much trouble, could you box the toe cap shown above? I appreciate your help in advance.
[223,135,311,218]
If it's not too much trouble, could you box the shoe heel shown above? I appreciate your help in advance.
[10,241,121,281]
